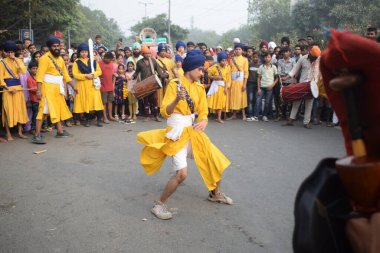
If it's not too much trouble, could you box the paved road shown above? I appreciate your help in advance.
[0,118,345,253]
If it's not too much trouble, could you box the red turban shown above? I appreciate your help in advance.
[320,30,380,156]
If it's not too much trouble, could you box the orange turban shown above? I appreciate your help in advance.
[309,45,321,57]
[141,45,150,54]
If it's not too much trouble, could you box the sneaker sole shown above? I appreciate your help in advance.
[150,208,173,220]
[207,197,233,205]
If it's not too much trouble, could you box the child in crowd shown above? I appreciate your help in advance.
[126,61,137,122]
[113,64,126,120]
[255,52,278,122]
[65,65,75,126]
[172,55,184,79]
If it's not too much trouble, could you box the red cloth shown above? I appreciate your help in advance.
[26,75,38,103]
[99,60,115,92]
[320,30,380,156]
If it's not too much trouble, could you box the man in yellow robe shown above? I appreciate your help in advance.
[207,51,231,123]
[73,43,103,127]
[137,50,233,220]
[0,41,29,141]
[32,37,76,144]
[227,43,249,120]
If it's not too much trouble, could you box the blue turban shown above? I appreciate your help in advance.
[182,50,205,72]
[175,40,186,51]
[217,51,228,62]
[234,43,243,50]
[158,43,167,53]
[3,41,17,52]
[131,42,141,51]
[46,36,61,48]
[175,54,183,63]
[77,43,89,57]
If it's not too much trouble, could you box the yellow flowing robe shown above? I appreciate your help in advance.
[137,76,231,190]
[207,64,231,110]
[73,58,104,113]
[229,55,248,110]
[156,57,174,107]
[36,52,72,123]
[0,58,28,127]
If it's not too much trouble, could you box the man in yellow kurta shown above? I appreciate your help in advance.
[227,43,249,120]
[32,37,76,144]
[156,43,174,107]
[0,41,29,141]
[137,50,233,220]
[73,43,104,127]
[207,51,231,123]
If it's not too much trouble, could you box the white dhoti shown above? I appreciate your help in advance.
[166,113,195,171]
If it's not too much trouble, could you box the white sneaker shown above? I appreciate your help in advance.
[151,202,173,220]
[246,117,253,122]
[252,117,259,122]
[208,192,234,205]
[263,116,269,122]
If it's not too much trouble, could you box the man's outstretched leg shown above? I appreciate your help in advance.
[151,168,187,220]
[208,181,234,205]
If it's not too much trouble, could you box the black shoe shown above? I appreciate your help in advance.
[97,120,103,127]
[83,120,90,127]
[31,134,46,144]
[55,130,70,138]
[303,123,312,129]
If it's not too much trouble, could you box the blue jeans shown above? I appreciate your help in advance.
[254,87,273,117]
[31,102,39,131]
[246,81,257,117]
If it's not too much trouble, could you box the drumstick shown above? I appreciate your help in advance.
[329,72,366,157]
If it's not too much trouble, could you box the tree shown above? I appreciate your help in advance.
[71,5,125,48]
[129,14,189,43]
[0,0,79,43]
[0,0,125,49]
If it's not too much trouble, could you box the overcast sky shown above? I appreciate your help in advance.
[81,0,248,35]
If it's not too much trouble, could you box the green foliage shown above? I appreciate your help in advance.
[71,5,124,48]
[129,14,189,43]
[242,0,380,48]
[0,0,125,49]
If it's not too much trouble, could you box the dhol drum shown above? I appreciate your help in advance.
[131,75,162,99]
[280,81,319,102]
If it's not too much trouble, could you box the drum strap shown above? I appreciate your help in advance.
[216,66,222,77]
[48,56,63,76]
[231,57,241,72]
[157,58,168,72]
[148,57,156,76]
[1,59,18,79]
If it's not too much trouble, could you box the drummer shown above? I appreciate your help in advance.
[282,45,321,129]
[132,45,167,122]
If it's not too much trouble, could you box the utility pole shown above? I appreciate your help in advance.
[139,1,152,18]
[168,0,171,45]
[68,28,71,48]
[247,0,252,25]
[190,16,194,30]
[29,0,32,42]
